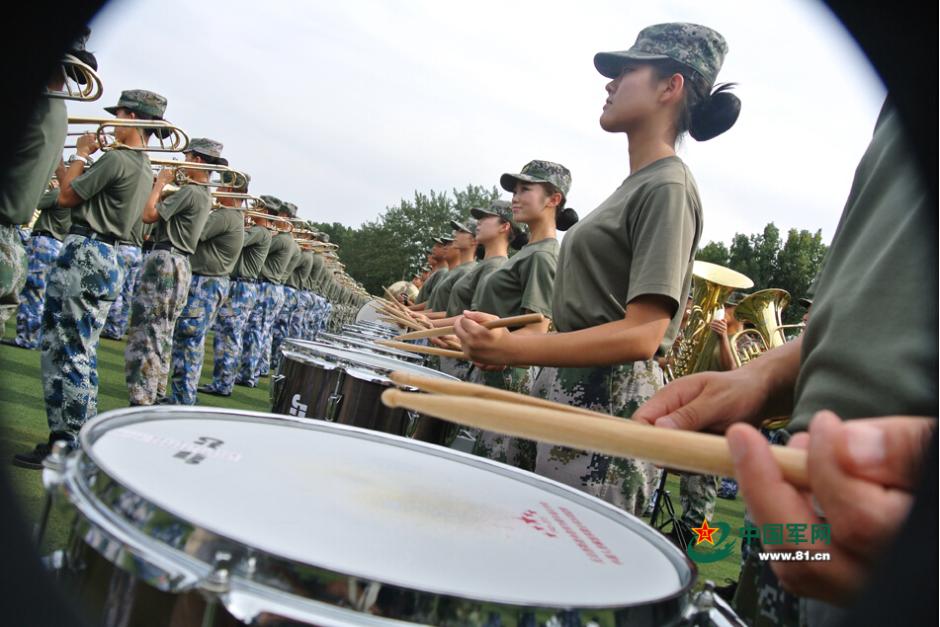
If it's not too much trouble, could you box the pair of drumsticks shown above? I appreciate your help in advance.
[381,371,809,490]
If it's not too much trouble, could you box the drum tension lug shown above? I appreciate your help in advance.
[200,551,234,595]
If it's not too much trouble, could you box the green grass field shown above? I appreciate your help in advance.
[1,326,746,592]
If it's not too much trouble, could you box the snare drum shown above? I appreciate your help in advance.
[355,299,393,325]
[42,406,711,626]
[271,340,456,442]
[317,332,423,364]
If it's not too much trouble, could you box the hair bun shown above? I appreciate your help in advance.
[690,83,740,141]
[556,207,579,231]
[510,230,529,250]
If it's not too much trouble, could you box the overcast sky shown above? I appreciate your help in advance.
[72,0,885,247]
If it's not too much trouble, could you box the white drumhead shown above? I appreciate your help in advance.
[86,412,686,608]
[355,300,395,327]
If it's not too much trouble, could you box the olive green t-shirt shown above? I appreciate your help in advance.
[124,219,146,247]
[154,184,212,255]
[288,251,314,289]
[33,189,71,241]
[233,226,272,280]
[416,267,448,304]
[0,97,67,225]
[551,157,702,355]
[447,255,507,317]
[429,260,476,312]
[473,238,558,319]
[280,245,303,285]
[305,253,325,291]
[190,207,245,276]
[790,103,936,431]
[260,232,295,284]
[70,149,153,241]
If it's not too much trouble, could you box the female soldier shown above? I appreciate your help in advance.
[461,159,576,470]
[455,23,740,515]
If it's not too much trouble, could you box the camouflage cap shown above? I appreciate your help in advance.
[594,23,728,87]
[315,232,330,243]
[798,297,813,309]
[259,195,283,212]
[439,234,455,244]
[500,160,571,198]
[277,201,297,217]
[470,199,516,226]
[724,291,747,306]
[450,219,477,236]
[184,137,224,160]
[104,89,168,119]
[219,170,250,189]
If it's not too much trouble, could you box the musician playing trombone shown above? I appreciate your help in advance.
[13,89,166,469]
[124,137,222,406]
[200,201,273,398]
[168,170,247,404]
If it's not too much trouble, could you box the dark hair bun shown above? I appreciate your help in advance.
[510,230,529,250]
[556,207,579,231]
[690,83,740,141]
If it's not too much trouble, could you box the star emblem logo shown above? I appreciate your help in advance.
[692,518,719,545]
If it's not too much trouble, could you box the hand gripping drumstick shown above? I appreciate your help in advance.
[375,339,467,360]
[393,313,545,341]
[381,388,809,490]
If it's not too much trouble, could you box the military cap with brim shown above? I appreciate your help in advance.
[259,195,283,212]
[500,160,571,198]
[439,234,455,244]
[279,201,298,218]
[104,89,168,119]
[594,23,728,87]
[471,199,517,227]
[450,219,477,236]
[724,291,746,307]
[184,137,224,161]
[798,297,813,308]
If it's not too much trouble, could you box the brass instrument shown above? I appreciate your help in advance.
[150,158,249,189]
[242,209,294,233]
[663,261,753,381]
[212,191,265,209]
[67,116,189,151]
[730,288,805,368]
[46,54,104,101]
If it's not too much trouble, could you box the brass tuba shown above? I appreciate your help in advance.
[663,261,753,381]
[730,288,805,368]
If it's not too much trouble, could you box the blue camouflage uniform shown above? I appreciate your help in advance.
[13,190,67,348]
[236,215,295,387]
[101,220,145,339]
[270,245,307,372]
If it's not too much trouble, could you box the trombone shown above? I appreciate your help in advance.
[66,117,189,152]
[46,54,104,102]
[150,158,249,190]
[242,209,294,233]
[212,191,265,209]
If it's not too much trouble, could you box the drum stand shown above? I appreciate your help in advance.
[648,469,692,550]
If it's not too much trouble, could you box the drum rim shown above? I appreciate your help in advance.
[283,339,457,381]
[317,332,422,362]
[59,406,696,621]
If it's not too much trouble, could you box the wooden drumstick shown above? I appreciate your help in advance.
[393,313,545,341]
[381,389,809,489]
[375,339,467,360]
[378,310,424,331]
[381,287,412,314]
[387,370,621,422]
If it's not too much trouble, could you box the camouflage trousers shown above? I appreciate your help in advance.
[237,281,284,387]
[312,298,331,336]
[270,285,298,373]
[531,361,664,517]
[13,234,62,348]
[679,473,718,528]
[102,243,143,339]
[39,235,122,436]
[0,224,28,334]
[468,366,537,472]
[169,274,230,404]
[124,250,192,405]
[208,279,258,395]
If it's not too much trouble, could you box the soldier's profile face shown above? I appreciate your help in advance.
[511,182,553,224]
[474,215,502,241]
[600,63,661,132]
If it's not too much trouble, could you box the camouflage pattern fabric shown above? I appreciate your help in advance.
[13,234,62,348]
[206,279,258,395]
[39,235,121,435]
[531,361,664,517]
[169,274,230,404]
[256,284,287,377]
[679,473,718,528]
[468,365,537,472]
[500,160,572,198]
[288,290,313,340]
[269,285,298,373]
[310,296,331,337]
[124,249,192,405]
[718,476,739,498]
[101,243,143,339]
[237,281,284,387]
[0,225,28,334]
